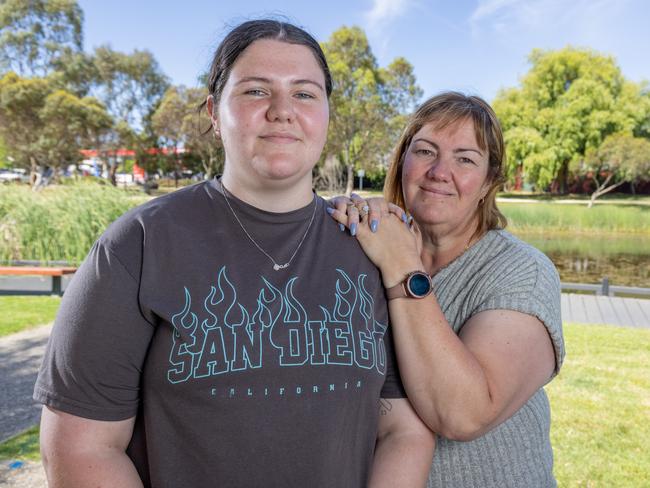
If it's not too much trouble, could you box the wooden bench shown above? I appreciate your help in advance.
[0,266,77,296]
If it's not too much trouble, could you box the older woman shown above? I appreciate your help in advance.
[34,19,433,488]
[330,92,565,487]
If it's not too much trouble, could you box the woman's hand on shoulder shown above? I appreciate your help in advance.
[327,193,407,236]
[327,194,422,281]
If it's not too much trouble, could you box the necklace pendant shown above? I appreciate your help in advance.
[273,263,288,271]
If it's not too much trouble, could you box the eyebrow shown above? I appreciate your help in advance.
[236,76,325,91]
[454,147,484,156]
[412,138,484,156]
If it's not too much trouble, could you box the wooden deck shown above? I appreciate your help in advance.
[562,293,650,328]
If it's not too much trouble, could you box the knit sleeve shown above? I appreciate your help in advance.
[471,251,565,377]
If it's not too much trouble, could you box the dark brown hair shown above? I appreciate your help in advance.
[204,19,331,112]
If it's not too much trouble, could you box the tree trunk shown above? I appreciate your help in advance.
[587,177,624,208]
[558,161,569,194]
[109,163,118,186]
[29,157,39,187]
[345,164,354,196]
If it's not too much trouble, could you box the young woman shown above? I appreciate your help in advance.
[330,92,564,487]
[35,20,433,488]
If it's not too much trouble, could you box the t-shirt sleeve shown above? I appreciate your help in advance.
[379,322,407,399]
[472,254,565,377]
[33,239,155,421]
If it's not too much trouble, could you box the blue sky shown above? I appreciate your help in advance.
[77,0,649,102]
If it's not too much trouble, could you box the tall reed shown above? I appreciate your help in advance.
[500,202,650,234]
[0,183,146,264]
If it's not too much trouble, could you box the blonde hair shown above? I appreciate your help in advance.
[384,91,507,235]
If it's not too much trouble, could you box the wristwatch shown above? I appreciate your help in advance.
[386,271,433,300]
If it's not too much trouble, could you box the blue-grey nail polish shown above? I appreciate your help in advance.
[371,220,378,233]
[402,213,408,223]
[326,207,335,215]
[350,223,357,236]
[339,223,345,232]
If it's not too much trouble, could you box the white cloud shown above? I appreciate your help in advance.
[470,0,523,23]
[364,0,412,30]
[469,0,629,39]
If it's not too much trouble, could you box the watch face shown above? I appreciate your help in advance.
[407,272,432,297]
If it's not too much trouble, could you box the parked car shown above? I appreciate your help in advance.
[0,168,28,183]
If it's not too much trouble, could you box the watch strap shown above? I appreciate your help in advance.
[386,271,432,300]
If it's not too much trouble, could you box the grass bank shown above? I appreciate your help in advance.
[2,323,648,487]
[500,202,650,234]
[0,296,61,337]
[0,182,146,264]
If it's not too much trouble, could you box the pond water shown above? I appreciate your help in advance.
[515,232,650,288]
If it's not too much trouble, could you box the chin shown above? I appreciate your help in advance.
[256,164,311,183]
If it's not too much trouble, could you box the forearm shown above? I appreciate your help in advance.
[380,256,497,439]
[368,425,434,487]
[44,448,144,488]
[388,295,496,439]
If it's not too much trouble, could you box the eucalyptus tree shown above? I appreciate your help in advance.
[0,71,112,183]
[0,0,83,76]
[321,26,421,194]
[152,85,223,179]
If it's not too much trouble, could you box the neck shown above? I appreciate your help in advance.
[419,220,480,275]
[221,168,314,213]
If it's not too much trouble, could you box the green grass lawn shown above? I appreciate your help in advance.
[547,323,650,486]
[1,322,648,487]
[0,296,60,337]
[0,426,40,461]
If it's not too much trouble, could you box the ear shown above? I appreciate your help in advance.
[206,95,220,135]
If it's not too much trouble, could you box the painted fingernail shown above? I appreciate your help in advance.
[371,220,378,233]
[401,213,408,223]
[362,205,370,213]
[339,223,345,232]
[326,207,335,215]
[350,223,357,236]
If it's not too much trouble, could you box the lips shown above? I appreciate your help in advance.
[260,132,300,143]
[420,186,454,197]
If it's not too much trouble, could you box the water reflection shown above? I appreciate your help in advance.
[514,232,650,288]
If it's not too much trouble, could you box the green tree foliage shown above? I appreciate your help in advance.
[92,45,169,129]
[0,0,171,184]
[321,26,422,193]
[581,133,650,206]
[0,0,83,76]
[152,85,223,179]
[87,46,169,181]
[493,47,646,193]
[0,135,8,167]
[0,71,112,180]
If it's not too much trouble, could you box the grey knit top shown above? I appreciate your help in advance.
[426,229,565,488]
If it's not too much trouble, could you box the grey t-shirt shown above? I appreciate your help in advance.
[427,229,565,488]
[34,179,405,488]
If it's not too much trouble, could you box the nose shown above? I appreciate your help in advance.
[266,93,294,123]
[426,156,452,182]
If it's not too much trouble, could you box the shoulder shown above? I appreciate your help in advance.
[472,230,565,371]
[474,230,560,290]
[100,181,215,249]
[469,229,561,309]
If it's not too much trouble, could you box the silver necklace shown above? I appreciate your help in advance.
[220,182,318,271]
